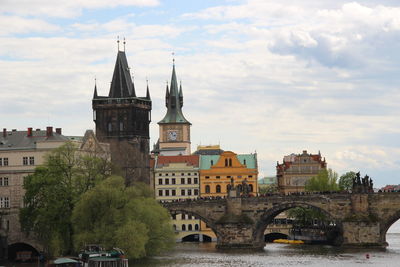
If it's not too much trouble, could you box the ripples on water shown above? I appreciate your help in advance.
[137,233,400,267]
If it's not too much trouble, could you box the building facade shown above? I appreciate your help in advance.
[92,49,152,185]
[157,63,191,156]
[154,155,201,241]
[199,150,259,239]
[0,127,69,257]
[276,150,327,194]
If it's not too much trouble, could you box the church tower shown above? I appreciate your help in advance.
[92,45,152,185]
[157,62,191,155]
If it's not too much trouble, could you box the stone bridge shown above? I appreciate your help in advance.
[163,193,400,249]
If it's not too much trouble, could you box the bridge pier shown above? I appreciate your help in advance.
[215,223,263,249]
[341,221,387,248]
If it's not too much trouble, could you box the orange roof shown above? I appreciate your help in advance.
[156,155,199,168]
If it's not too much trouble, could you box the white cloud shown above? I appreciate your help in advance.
[0,15,60,36]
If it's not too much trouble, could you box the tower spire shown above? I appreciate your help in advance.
[179,80,183,107]
[146,78,151,100]
[123,37,126,52]
[117,36,120,51]
[93,77,98,99]
[165,81,169,107]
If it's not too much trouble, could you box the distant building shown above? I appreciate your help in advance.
[153,155,201,241]
[199,150,258,240]
[381,185,400,192]
[276,150,326,194]
[193,145,224,155]
[92,48,152,185]
[258,176,277,186]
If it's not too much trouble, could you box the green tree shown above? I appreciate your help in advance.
[339,171,356,191]
[19,142,111,256]
[259,184,279,194]
[286,207,328,227]
[72,176,174,259]
[305,168,339,192]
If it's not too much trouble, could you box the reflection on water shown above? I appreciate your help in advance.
[3,233,400,267]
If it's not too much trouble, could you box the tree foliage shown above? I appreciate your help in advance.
[19,142,111,256]
[286,207,328,227]
[305,168,339,192]
[259,184,279,194]
[72,176,175,259]
[339,171,357,191]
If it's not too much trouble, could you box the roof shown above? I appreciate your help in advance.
[199,155,220,169]
[199,153,257,170]
[108,51,135,98]
[0,129,69,151]
[158,64,191,125]
[193,145,224,155]
[156,155,199,168]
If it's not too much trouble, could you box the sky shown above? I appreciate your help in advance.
[1,0,399,187]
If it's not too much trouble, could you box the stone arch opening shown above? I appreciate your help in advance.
[167,208,219,242]
[254,202,342,245]
[181,233,213,242]
[380,210,400,246]
[8,242,39,261]
[264,232,289,242]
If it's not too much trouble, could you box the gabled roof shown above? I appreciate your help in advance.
[0,129,69,150]
[156,155,199,168]
[108,51,136,98]
[158,64,191,125]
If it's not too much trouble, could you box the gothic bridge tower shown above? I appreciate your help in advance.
[92,45,152,185]
[157,62,191,155]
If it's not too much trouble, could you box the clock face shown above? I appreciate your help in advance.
[168,131,178,141]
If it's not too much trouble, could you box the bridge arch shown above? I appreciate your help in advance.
[380,209,400,246]
[166,208,221,238]
[253,202,342,244]
[8,242,40,261]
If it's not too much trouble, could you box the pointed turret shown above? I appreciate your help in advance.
[108,51,136,98]
[93,83,98,99]
[165,84,169,107]
[146,83,151,100]
[179,81,183,108]
[158,63,191,125]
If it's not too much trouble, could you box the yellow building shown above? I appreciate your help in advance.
[199,150,258,239]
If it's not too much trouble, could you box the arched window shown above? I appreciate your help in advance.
[205,185,210,193]
[249,184,253,192]
[119,121,123,131]
[225,159,228,166]
[216,184,221,193]
[195,224,199,230]
[188,224,193,231]
[107,122,112,132]
[229,158,232,166]
[173,224,177,231]
[211,160,214,165]
[244,159,246,165]
[182,224,186,231]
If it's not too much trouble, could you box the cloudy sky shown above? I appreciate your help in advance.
[1,0,399,187]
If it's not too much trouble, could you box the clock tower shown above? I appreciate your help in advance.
[157,63,191,155]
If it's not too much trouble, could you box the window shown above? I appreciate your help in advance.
[188,224,193,231]
[229,159,232,166]
[225,159,228,166]
[211,160,214,165]
[172,214,176,220]
[187,173,191,176]
[158,179,162,185]
[173,224,177,231]
[205,176,210,179]
[216,176,220,179]
[188,178,192,184]
[227,175,231,178]
[165,179,169,185]
[216,185,221,193]
[119,122,123,131]
[172,173,175,176]
[0,177,8,186]
[181,178,185,184]
[0,158,2,166]
[29,157,34,165]
[194,178,198,184]
[0,197,9,208]
[182,214,185,220]
[0,158,7,166]
[158,190,163,196]
[182,224,186,231]
[23,157,28,165]
[181,189,185,196]
[244,159,247,165]
[165,173,169,176]
[248,175,253,178]
[172,190,176,196]
[188,189,192,196]
[107,122,112,132]
[181,173,184,176]
[159,173,162,176]
[194,189,199,195]
[249,184,253,192]
[165,190,170,196]
[195,224,199,230]
[172,178,176,184]
[205,185,210,193]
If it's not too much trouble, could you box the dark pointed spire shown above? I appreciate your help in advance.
[146,79,151,100]
[108,51,136,98]
[179,80,183,108]
[93,81,98,99]
[165,82,169,107]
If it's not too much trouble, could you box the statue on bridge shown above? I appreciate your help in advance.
[227,178,252,198]
[352,172,374,193]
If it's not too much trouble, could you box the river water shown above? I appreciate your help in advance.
[4,231,400,266]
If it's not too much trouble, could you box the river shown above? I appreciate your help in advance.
[4,227,400,266]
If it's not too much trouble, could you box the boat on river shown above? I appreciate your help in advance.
[79,245,128,267]
[273,239,304,244]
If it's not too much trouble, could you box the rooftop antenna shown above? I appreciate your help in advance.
[117,36,120,51]
[123,37,126,52]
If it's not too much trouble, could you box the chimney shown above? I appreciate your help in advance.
[27,127,33,137]
[55,128,62,135]
[46,126,53,137]
[2,128,6,138]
